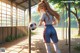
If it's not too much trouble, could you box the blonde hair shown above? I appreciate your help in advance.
[37,1,60,22]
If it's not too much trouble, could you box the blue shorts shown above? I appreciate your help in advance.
[43,25,58,43]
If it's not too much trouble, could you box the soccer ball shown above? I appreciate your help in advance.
[29,22,37,30]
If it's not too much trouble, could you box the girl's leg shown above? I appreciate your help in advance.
[45,43,52,53]
[50,27,61,53]
[53,43,61,53]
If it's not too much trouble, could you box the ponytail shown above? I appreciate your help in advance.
[41,0,60,23]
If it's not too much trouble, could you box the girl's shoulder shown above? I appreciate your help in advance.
[46,11,54,16]
[41,12,46,16]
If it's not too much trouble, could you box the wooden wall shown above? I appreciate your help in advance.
[0,26,28,43]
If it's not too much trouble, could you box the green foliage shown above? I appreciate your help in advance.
[31,0,80,28]
[49,0,80,8]
[5,34,26,42]
[17,34,23,38]
[74,44,80,51]
[31,13,40,24]
[5,35,15,42]
[5,36,11,42]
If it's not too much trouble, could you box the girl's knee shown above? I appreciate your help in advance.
[45,43,51,46]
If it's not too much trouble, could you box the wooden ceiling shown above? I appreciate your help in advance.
[8,0,41,10]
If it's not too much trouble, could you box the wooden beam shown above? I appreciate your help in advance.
[17,0,28,5]
[8,0,12,1]
[32,0,37,4]
[8,0,27,9]
[26,3,37,9]
[14,2,27,9]
[8,0,39,9]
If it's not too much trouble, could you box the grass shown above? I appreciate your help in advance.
[72,34,80,38]
[31,31,37,35]
[72,34,80,52]
[74,44,80,51]
[78,34,80,36]
[55,27,78,30]
[55,27,80,52]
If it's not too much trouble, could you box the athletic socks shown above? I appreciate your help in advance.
[53,43,61,53]
[45,43,52,53]
[45,43,61,53]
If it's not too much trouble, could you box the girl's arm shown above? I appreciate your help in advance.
[38,20,43,26]
[53,20,57,25]
[52,18,57,25]
[38,13,45,26]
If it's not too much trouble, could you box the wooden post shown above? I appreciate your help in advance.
[66,5,68,45]
[24,10,25,26]
[62,7,64,40]
[28,0,31,53]
[68,1,71,53]
[15,4,17,38]
[1,0,3,43]
[11,1,13,39]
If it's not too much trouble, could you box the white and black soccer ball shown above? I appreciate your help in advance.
[29,22,37,30]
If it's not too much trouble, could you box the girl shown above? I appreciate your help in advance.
[37,0,61,53]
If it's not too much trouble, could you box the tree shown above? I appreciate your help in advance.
[49,0,80,35]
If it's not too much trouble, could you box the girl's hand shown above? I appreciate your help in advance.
[52,22,57,25]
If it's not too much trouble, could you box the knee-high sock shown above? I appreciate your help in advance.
[45,43,52,53]
[53,43,61,53]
